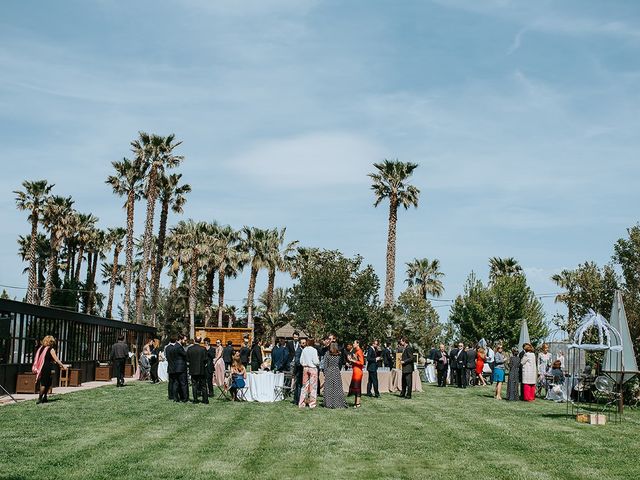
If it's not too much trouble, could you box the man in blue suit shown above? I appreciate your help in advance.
[271,337,289,372]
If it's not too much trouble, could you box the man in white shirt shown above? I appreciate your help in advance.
[298,340,320,409]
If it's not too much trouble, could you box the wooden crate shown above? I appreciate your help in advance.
[16,372,52,394]
[95,365,112,381]
[124,363,134,377]
[576,414,590,424]
[590,413,607,425]
[68,368,82,387]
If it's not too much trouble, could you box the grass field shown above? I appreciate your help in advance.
[1,382,639,480]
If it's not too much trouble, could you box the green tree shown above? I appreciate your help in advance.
[288,250,390,342]
[449,271,547,348]
[613,224,640,357]
[551,261,619,335]
[240,227,271,329]
[488,256,523,284]
[14,180,54,304]
[369,160,420,307]
[104,227,126,318]
[405,258,445,299]
[392,288,441,354]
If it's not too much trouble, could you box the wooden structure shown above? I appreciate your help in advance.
[0,298,155,394]
[195,327,252,348]
[16,372,51,394]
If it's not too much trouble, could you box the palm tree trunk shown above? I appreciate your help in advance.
[106,246,120,318]
[247,264,258,328]
[42,237,58,307]
[170,271,178,294]
[88,250,99,314]
[136,165,158,323]
[150,198,169,327]
[123,191,135,323]
[204,268,214,326]
[37,256,46,304]
[74,245,84,283]
[217,266,225,328]
[384,197,398,307]
[63,242,71,285]
[189,258,198,339]
[83,251,93,313]
[266,267,276,316]
[26,215,38,304]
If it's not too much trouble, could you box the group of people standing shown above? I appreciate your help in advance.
[431,340,565,403]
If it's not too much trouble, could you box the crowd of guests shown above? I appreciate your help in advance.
[429,341,566,402]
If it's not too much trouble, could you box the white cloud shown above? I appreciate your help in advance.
[225,132,386,188]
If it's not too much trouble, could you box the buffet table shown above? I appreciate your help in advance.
[321,368,422,394]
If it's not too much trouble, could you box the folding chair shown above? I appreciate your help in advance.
[217,370,232,401]
[274,371,293,401]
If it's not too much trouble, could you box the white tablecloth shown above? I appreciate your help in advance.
[424,364,437,383]
[245,372,284,402]
[157,361,168,382]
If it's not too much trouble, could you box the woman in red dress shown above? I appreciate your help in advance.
[475,347,487,386]
[348,340,365,408]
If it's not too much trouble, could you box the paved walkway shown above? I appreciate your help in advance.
[1,378,141,406]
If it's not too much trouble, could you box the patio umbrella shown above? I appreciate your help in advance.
[518,318,530,350]
[602,291,639,384]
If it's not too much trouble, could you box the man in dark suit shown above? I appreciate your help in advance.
[239,339,251,368]
[434,343,449,387]
[382,342,394,369]
[203,338,216,396]
[250,339,263,371]
[165,336,177,400]
[399,337,415,399]
[292,338,305,404]
[466,343,477,386]
[110,334,129,387]
[286,331,300,368]
[222,340,234,369]
[366,339,381,397]
[454,342,467,388]
[271,338,289,372]
[187,337,208,404]
[169,334,189,402]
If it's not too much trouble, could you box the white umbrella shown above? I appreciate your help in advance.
[518,318,530,350]
[602,291,639,384]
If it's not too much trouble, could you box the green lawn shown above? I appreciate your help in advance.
[1,382,639,480]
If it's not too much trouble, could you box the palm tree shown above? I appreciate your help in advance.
[405,258,445,299]
[84,228,106,315]
[149,172,191,326]
[258,287,291,344]
[488,257,523,283]
[132,132,183,324]
[169,220,210,338]
[106,157,146,322]
[41,196,75,307]
[14,180,54,304]
[17,233,50,303]
[551,269,578,332]
[104,227,126,318]
[264,228,298,317]
[73,213,98,284]
[240,227,271,329]
[369,160,420,307]
[201,221,221,326]
[214,226,246,327]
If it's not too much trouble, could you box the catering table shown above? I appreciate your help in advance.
[157,361,169,382]
[321,368,422,394]
[244,372,284,402]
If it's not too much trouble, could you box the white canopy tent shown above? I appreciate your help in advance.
[602,291,639,384]
[518,318,530,349]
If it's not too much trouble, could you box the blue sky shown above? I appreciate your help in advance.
[1,0,639,323]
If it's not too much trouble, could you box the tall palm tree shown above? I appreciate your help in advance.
[240,227,271,329]
[369,160,420,307]
[14,180,54,304]
[84,228,106,315]
[106,157,146,322]
[201,221,221,326]
[169,220,210,338]
[551,269,578,330]
[405,258,445,299]
[488,257,523,284]
[104,227,126,318]
[41,196,75,307]
[17,233,50,303]
[264,228,298,317]
[149,172,191,326]
[212,225,246,327]
[132,132,183,324]
[258,287,291,345]
[73,213,98,284]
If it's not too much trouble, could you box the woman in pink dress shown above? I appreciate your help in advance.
[214,339,226,387]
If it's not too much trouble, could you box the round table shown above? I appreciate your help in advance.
[245,372,284,402]
[157,361,168,382]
